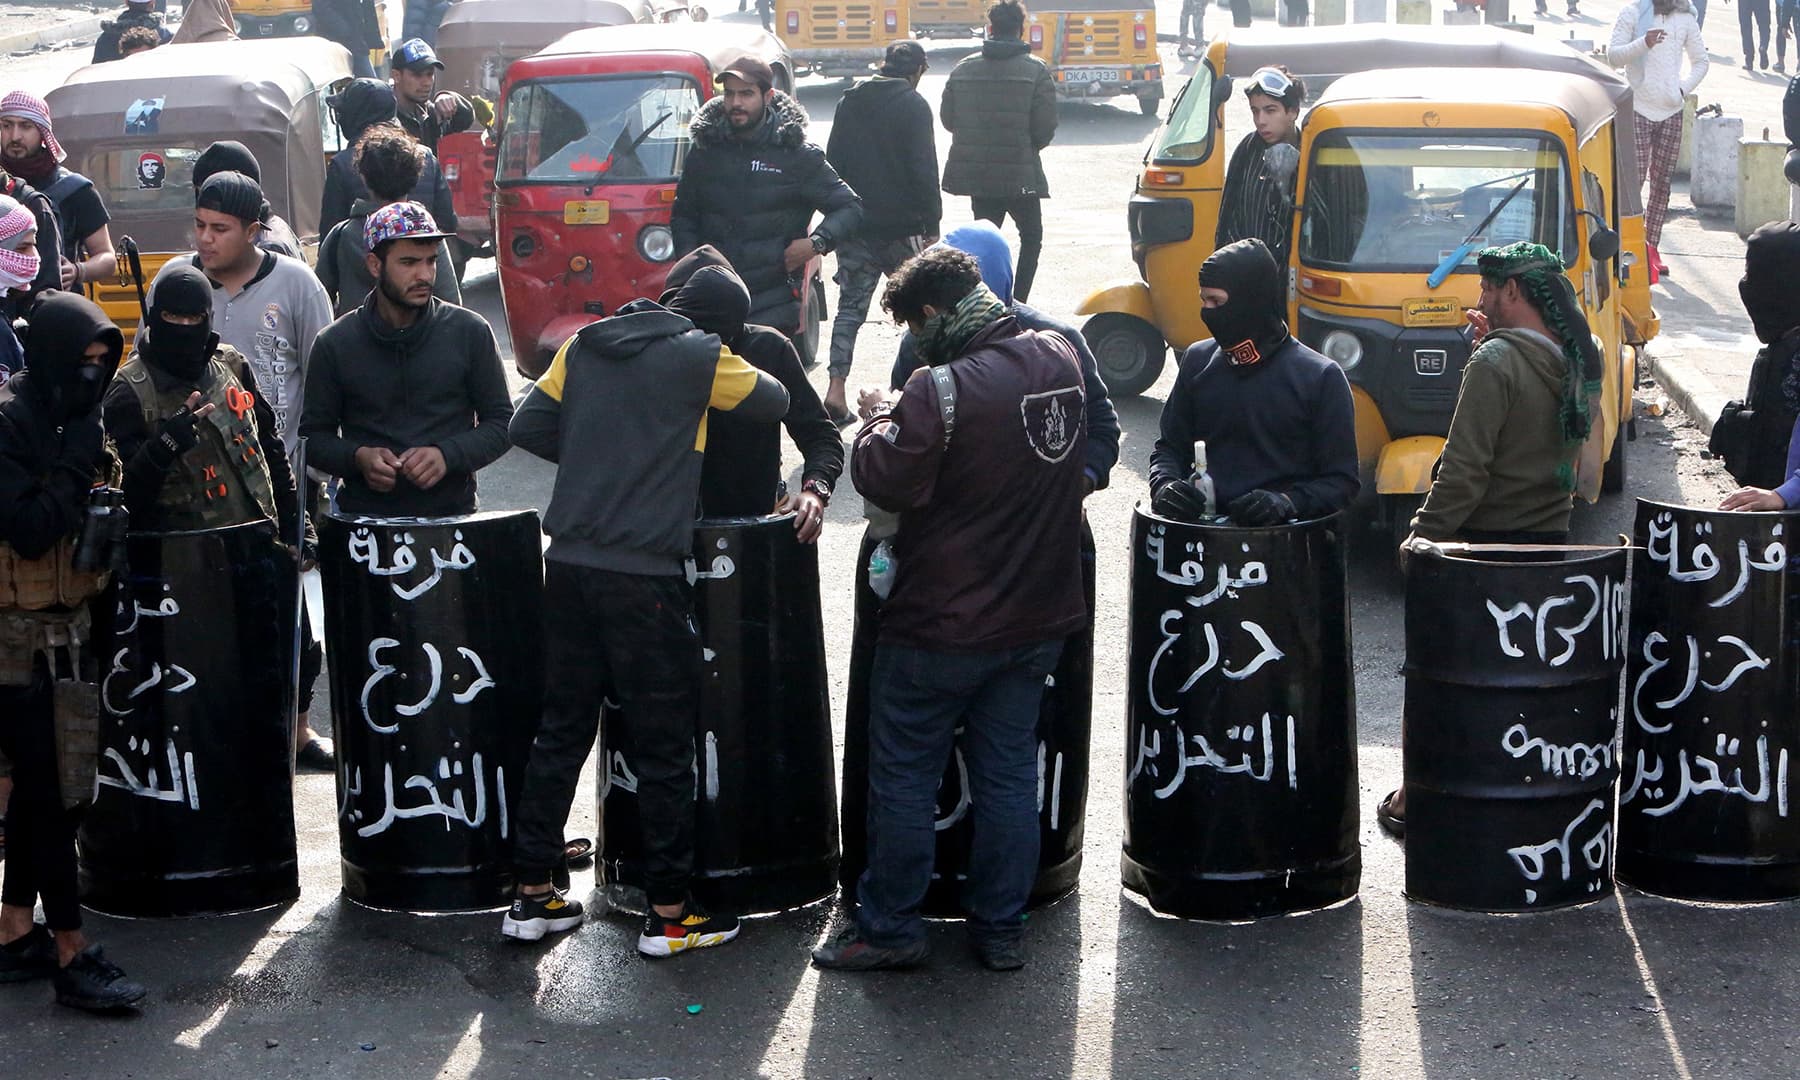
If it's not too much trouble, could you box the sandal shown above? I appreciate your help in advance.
[1376,789,1405,840]
[563,837,594,868]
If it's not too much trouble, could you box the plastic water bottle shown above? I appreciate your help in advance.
[868,538,897,599]
[1191,440,1218,521]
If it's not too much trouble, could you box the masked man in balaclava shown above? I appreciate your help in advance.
[1149,237,1359,526]
[0,291,149,1013]
[1715,220,1800,505]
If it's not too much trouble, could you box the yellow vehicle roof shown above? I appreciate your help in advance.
[1312,67,1618,144]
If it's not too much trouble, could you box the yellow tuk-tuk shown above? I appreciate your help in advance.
[1294,67,1641,536]
[1076,25,1657,396]
[46,38,354,344]
[909,0,986,38]
[775,0,910,78]
[1027,0,1162,115]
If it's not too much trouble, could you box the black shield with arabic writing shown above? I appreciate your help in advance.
[1019,386,1084,465]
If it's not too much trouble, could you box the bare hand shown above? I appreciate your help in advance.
[1645,27,1668,46]
[787,490,826,543]
[399,446,448,489]
[783,237,815,274]
[857,387,893,420]
[433,93,460,124]
[1464,308,1490,339]
[355,445,402,492]
[183,391,218,421]
[59,257,78,289]
[1720,486,1786,512]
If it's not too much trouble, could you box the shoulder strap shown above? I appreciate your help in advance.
[927,363,957,451]
[42,172,90,209]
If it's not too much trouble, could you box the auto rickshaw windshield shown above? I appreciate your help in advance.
[1151,66,1215,164]
[1299,131,1577,274]
[498,74,701,184]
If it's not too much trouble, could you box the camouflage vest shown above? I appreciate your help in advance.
[116,349,279,530]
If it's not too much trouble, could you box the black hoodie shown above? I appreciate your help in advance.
[509,267,790,575]
[0,291,122,559]
[826,76,940,242]
[319,80,457,237]
[660,246,844,516]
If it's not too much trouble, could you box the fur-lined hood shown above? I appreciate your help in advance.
[690,89,810,150]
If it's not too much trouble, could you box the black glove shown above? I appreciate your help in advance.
[150,406,203,464]
[1228,488,1297,526]
[1152,479,1207,522]
[58,415,107,475]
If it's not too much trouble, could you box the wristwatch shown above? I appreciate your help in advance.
[802,477,832,504]
[809,231,832,256]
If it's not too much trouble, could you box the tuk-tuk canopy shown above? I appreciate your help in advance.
[47,37,353,252]
[531,23,794,91]
[1215,25,1641,215]
[435,0,658,98]
[1314,66,1620,146]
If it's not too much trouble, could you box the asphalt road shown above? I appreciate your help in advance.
[6,10,1800,1080]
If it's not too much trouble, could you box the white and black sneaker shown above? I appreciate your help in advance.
[501,890,585,942]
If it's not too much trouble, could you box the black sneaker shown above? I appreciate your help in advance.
[811,925,928,971]
[501,890,585,942]
[971,935,1026,972]
[0,925,56,983]
[52,945,146,1012]
[637,901,740,958]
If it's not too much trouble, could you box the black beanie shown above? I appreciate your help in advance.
[195,171,268,225]
[193,140,261,187]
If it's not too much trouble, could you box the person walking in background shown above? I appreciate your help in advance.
[1178,0,1205,57]
[1743,0,1775,69]
[1611,0,1708,276]
[316,125,462,315]
[940,1,1057,303]
[823,41,940,424]
[1777,0,1800,71]
[503,263,789,956]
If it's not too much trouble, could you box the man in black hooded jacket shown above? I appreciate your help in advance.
[1713,220,1800,490]
[1149,238,1359,525]
[671,57,862,357]
[320,79,456,238]
[659,245,842,537]
[0,291,148,1012]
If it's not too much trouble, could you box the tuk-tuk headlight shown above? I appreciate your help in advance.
[639,225,676,263]
[1321,330,1363,371]
[293,14,311,32]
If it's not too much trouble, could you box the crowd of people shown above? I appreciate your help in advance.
[1,0,1798,1022]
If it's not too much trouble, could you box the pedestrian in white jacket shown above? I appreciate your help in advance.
[1611,0,1710,273]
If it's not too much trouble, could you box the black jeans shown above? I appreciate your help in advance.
[1744,0,1773,60]
[512,562,702,906]
[970,196,1045,303]
[1780,0,1800,62]
[0,665,83,931]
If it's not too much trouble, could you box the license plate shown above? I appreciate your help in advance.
[563,201,610,225]
[1403,297,1463,328]
[1064,68,1121,83]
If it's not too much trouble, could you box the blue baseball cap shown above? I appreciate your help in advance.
[394,38,444,73]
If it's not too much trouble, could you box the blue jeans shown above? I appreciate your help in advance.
[856,639,1063,947]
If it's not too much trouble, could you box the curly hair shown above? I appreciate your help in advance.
[352,123,424,204]
[882,247,984,324]
[119,26,161,56]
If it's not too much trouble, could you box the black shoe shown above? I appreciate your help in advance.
[971,935,1026,972]
[0,925,56,983]
[811,925,928,970]
[638,900,740,958]
[501,889,585,942]
[52,945,146,1012]
[296,737,335,771]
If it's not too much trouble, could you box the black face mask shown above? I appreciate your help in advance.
[1199,238,1288,366]
[142,317,216,383]
[59,362,110,419]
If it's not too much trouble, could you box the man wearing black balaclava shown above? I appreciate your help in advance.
[1718,220,1800,510]
[0,291,149,1013]
[1148,238,1359,526]
[658,245,842,539]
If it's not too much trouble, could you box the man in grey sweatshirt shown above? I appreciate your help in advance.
[502,262,788,958]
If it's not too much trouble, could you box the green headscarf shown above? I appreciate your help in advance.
[914,283,1009,368]
[1477,241,1603,489]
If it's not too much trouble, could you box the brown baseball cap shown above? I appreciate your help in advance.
[715,56,775,91]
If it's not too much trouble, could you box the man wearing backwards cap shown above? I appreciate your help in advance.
[1378,241,1605,839]
[390,38,475,157]
[0,91,116,294]
[192,142,304,261]
[301,202,512,519]
[671,55,862,360]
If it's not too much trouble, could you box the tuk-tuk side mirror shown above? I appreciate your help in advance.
[1212,76,1233,111]
[1588,227,1620,263]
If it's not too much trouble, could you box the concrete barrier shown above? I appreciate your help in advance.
[1354,0,1387,20]
[1674,93,1698,178]
[1396,0,1431,21]
[1738,132,1788,237]
[1691,114,1744,209]
[1484,0,1512,21]
[1444,7,1481,22]
[1316,0,1347,22]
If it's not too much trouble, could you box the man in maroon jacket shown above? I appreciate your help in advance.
[814,248,1087,974]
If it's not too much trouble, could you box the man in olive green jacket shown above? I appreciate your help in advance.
[940,0,1057,302]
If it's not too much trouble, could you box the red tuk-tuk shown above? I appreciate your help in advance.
[434,0,665,262]
[495,23,798,377]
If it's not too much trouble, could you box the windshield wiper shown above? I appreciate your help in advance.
[585,111,677,194]
[1426,175,1532,290]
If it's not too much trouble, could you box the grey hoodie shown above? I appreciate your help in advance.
[509,273,789,574]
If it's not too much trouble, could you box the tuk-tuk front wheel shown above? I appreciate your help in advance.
[1138,93,1160,117]
[1082,313,1167,397]
[796,275,826,370]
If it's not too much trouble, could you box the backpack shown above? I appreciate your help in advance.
[1710,336,1800,488]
